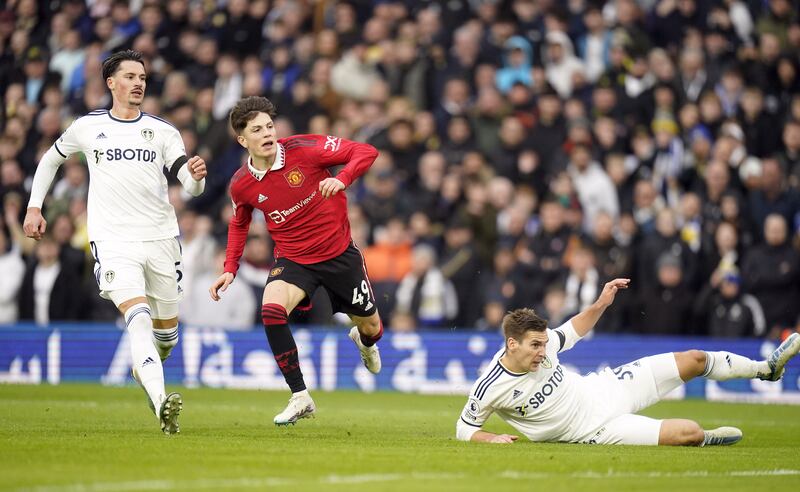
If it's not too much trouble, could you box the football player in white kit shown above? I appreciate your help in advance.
[457,278,800,446]
[23,50,207,435]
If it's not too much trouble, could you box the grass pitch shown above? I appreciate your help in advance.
[1,384,799,492]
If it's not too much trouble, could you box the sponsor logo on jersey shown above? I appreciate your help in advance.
[324,135,341,152]
[258,193,268,203]
[284,167,305,187]
[141,128,154,141]
[105,270,115,283]
[526,364,565,410]
[541,356,552,369]
[102,148,158,163]
[267,190,317,224]
[270,267,284,277]
[96,133,107,139]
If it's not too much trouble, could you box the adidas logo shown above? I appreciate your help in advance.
[96,133,107,139]
[142,356,156,367]
[512,389,522,399]
[258,194,268,203]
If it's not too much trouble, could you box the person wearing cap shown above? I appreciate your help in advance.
[697,267,766,338]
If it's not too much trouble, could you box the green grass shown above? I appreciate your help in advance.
[1,384,799,492]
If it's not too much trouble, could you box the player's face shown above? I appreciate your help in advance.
[238,113,277,161]
[108,60,146,107]
[508,331,548,372]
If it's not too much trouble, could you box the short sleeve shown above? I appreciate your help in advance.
[459,395,494,430]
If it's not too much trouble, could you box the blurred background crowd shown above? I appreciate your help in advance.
[0,0,799,340]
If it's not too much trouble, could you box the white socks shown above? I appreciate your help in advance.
[152,326,179,361]
[702,351,769,381]
[126,303,165,412]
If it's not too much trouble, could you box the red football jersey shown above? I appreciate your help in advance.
[224,134,378,274]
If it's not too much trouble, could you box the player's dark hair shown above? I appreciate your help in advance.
[502,308,547,343]
[102,50,145,81]
[229,96,278,134]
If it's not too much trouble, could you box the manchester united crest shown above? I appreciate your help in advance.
[285,167,304,187]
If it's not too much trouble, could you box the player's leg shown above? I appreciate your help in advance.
[318,242,383,373]
[348,312,383,374]
[586,414,741,446]
[92,240,168,426]
[144,238,184,362]
[142,238,187,434]
[672,339,800,382]
[659,419,743,446]
[263,262,318,425]
[116,294,167,420]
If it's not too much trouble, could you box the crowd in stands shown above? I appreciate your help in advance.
[1,0,799,339]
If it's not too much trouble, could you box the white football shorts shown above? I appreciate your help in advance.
[577,353,684,445]
[90,237,183,318]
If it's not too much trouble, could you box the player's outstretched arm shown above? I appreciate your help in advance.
[209,272,235,301]
[569,278,630,337]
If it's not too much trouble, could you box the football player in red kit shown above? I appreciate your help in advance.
[209,96,383,425]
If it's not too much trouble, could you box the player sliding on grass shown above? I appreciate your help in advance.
[457,278,800,446]
[209,96,383,425]
[23,50,207,435]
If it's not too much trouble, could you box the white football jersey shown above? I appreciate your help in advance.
[52,110,186,241]
[459,323,600,443]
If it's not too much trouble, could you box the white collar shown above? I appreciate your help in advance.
[247,143,285,181]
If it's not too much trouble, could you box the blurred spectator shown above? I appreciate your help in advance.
[748,158,800,236]
[742,214,800,332]
[0,226,24,324]
[18,235,82,325]
[362,217,413,320]
[496,36,533,94]
[440,216,483,328]
[637,253,695,335]
[182,247,256,330]
[394,244,458,328]
[543,31,586,99]
[567,142,619,232]
[696,267,766,338]
[562,246,601,319]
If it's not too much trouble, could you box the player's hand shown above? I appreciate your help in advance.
[319,178,345,198]
[187,155,207,180]
[597,278,630,308]
[22,207,47,241]
[209,272,235,301]
[489,434,518,444]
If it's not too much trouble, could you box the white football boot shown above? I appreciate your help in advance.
[159,392,183,435]
[273,391,316,426]
[760,333,800,381]
[702,426,743,446]
[349,326,382,374]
